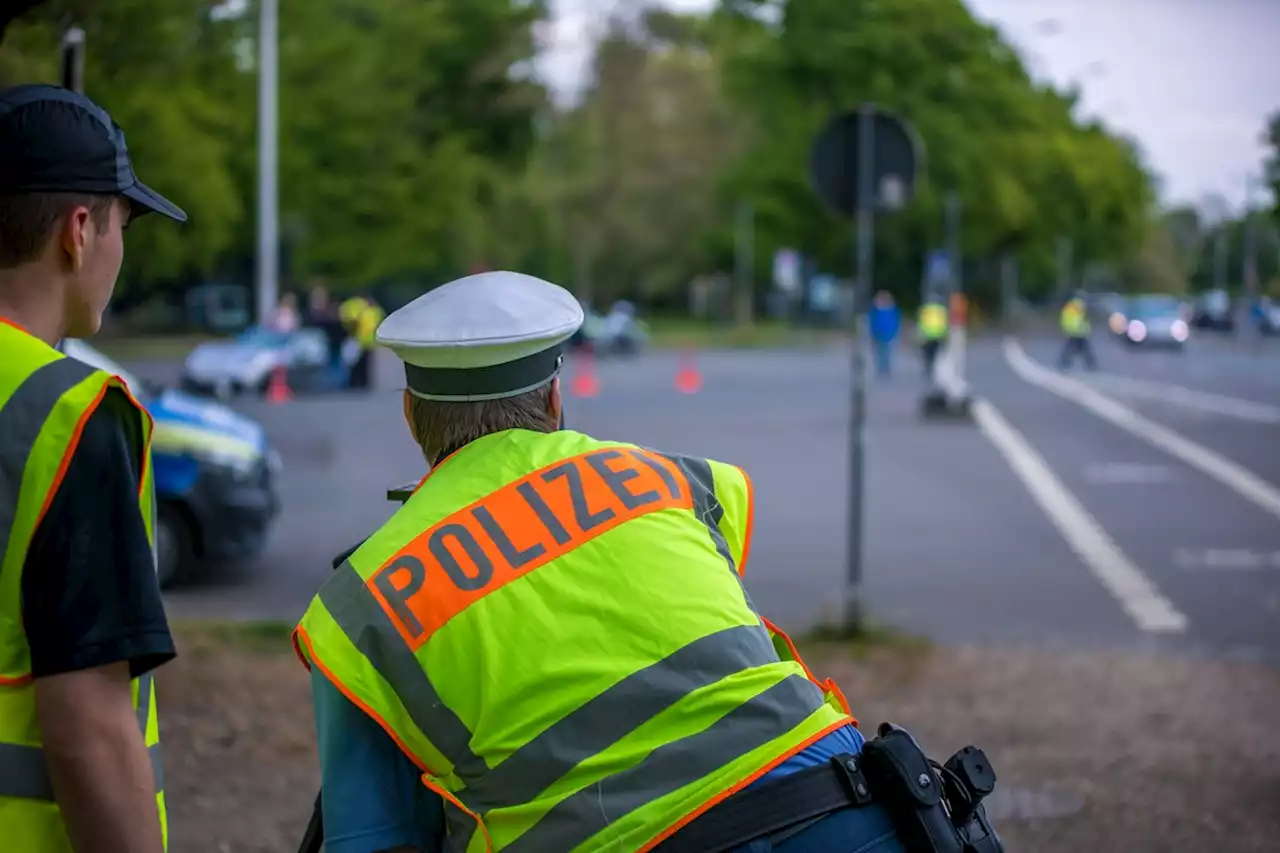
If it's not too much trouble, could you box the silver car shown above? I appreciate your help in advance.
[181,326,330,398]
[1119,295,1190,349]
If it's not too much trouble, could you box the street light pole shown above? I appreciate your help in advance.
[257,0,280,325]
[60,27,85,94]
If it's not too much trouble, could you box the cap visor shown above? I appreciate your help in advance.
[123,181,187,223]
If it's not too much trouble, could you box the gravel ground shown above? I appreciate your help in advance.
[159,627,1280,853]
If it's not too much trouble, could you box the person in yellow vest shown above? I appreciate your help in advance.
[916,294,949,380]
[339,294,386,391]
[1058,291,1097,371]
[1,85,185,853]
[293,272,911,853]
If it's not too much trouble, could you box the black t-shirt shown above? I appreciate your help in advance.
[20,388,176,680]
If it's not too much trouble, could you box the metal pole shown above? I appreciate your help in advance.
[1213,227,1227,292]
[944,191,965,384]
[1056,235,1073,301]
[844,104,874,635]
[257,0,280,325]
[735,202,755,327]
[60,27,85,94]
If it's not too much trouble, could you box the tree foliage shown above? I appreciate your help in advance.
[4,0,1264,313]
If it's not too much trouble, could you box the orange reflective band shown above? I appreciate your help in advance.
[370,447,692,649]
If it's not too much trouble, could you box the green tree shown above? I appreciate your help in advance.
[1,0,246,292]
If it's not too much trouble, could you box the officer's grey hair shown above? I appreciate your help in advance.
[407,381,557,464]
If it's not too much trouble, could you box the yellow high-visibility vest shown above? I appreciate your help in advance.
[0,319,167,852]
[339,297,384,349]
[918,302,948,340]
[295,428,854,852]
[1061,299,1091,336]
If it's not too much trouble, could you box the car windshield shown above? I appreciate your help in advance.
[238,327,291,349]
[1126,296,1181,318]
[61,339,150,404]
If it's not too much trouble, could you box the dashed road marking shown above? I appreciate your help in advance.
[1084,373,1280,424]
[972,398,1187,633]
[1005,339,1280,523]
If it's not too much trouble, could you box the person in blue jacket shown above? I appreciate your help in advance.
[868,290,901,378]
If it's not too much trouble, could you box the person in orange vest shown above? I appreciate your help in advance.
[0,84,183,853]
[293,271,1004,853]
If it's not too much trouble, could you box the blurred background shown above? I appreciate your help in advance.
[3,1,1279,851]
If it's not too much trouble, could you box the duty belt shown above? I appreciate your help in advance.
[654,752,874,853]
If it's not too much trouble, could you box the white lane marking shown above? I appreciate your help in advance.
[1005,339,1280,522]
[1083,462,1177,485]
[1173,549,1280,571]
[972,398,1188,633]
[1085,373,1280,424]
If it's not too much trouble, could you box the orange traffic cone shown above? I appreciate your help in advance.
[266,364,293,404]
[569,348,601,398]
[674,350,702,395]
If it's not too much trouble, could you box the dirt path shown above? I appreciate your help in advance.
[160,626,1280,852]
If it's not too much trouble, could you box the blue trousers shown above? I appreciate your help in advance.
[730,802,905,852]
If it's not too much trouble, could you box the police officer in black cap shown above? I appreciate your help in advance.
[0,84,184,853]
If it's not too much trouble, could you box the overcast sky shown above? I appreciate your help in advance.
[541,0,1279,212]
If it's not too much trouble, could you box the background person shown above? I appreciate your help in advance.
[868,290,901,378]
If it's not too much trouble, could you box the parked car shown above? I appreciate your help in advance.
[62,338,281,587]
[1118,294,1190,349]
[568,301,649,356]
[1191,289,1235,332]
[181,325,331,398]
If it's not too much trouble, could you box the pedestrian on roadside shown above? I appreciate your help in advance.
[868,290,901,378]
[916,291,948,380]
[0,84,185,853]
[1058,290,1097,370]
[269,291,301,333]
[287,271,1005,853]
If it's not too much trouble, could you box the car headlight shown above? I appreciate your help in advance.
[195,447,260,480]
[1108,313,1126,334]
[1171,319,1189,341]
[1127,320,1147,342]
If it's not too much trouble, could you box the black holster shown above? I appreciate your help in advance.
[860,722,1003,853]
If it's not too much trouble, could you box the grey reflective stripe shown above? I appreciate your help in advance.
[443,802,478,853]
[319,562,487,782]
[467,623,780,806]
[0,357,99,561]
[0,672,163,801]
[656,454,735,573]
[503,673,825,853]
[656,453,761,616]
[0,742,165,801]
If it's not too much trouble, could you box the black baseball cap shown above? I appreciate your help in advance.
[0,84,186,222]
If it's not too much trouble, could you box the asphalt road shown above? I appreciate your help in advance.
[151,330,1280,661]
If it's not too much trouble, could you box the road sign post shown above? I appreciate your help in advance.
[810,104,921,635]
[60,27,85,94]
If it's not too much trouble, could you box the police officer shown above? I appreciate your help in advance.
[0,85,184,852]
[917,292,949,380]
[293,271,906,853]
[1058,290,1097,370]
[338,293,385,390]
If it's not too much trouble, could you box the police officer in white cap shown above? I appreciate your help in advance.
[292,272,905,853]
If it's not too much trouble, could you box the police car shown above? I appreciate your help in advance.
[62,339,281,587]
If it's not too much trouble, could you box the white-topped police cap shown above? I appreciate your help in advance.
[377,271,584,401]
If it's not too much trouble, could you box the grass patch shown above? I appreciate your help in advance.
[646,319,845,350]
[93,333,219,362]
[173,619,297,656]
[800,620,934,663]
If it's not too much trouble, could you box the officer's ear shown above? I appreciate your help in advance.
[403,389,418,443]
[547,377,563,428]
